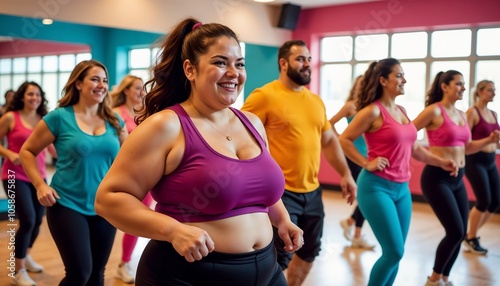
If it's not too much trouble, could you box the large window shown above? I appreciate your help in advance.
[0,53,91,111]
[129,42,246,109]
[320,27,500,139]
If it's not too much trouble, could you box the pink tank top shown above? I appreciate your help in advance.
[119,105,137,133]
[471,106,500,140]
[427,103,471,147]
[364,101,417,182]
[1,111,46,182]
[151,104,285,223]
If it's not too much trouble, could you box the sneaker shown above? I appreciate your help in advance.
[340,218,353,241]
[351,236,375,250]
[425,277,445,286]
[12,269,36,286]
[116,263,135,284]
[25,256,43,273]
[463,237,488,255]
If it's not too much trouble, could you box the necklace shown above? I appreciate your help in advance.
[191,102,233,141]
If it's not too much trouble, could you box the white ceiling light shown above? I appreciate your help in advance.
[42,18,53,25]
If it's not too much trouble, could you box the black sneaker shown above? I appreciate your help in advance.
[463,237,488,255]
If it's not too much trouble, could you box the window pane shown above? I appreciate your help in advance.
[320,64,352,119]
[59,73,71,97]
[396,62,426,139]
[13,58,27,73]
[431,29,471,58]
[43,73,58,111]
[0,58,12,74]
[76,53,92,63]
[130,48,151,69]
[27,57,42,73]
[477,28,500,56]
[476,60,500,113]
[430,61,470,111]
[354,63,370,77]
[27,73,42,84]
[13,74,27,89]
[130,69,150,82]
[1,75,13,100]
[392,32,427,59]
[43,56,58,72]
[355,34,388,61]
[321,36,353,62]
[59,54,75,71]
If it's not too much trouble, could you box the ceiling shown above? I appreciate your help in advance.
[249,0,378,9]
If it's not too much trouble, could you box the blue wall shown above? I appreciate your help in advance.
[0,14,279,98]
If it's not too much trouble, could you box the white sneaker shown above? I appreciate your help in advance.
[425,277,445,286]
[351,236,375,250]
[340,218,353,241]
[25,256,43,273]
[12,269,36,286]
[116,263,135,284]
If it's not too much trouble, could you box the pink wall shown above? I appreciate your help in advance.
[0,39,89,58]
[293,0,500,94]
[301,0,500,199]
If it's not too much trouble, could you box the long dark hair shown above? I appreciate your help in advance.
[425,70,462,106]
[8,81,48,116]
[137,18,240,124]
[357,58,401,110]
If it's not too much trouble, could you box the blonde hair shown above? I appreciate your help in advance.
[472,80,494,103]
[110,75,143,108]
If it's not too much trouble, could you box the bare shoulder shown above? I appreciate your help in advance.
[131,109,182,144]
[240,110,264,129]
[358,103,381,121]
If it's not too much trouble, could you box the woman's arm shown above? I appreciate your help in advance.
[329,101,355,137]
[19,120,58,205]
[0,112,18,163]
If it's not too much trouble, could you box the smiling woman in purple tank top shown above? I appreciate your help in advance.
[95,17,303,286]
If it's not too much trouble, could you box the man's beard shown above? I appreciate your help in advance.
[287,67,311,86]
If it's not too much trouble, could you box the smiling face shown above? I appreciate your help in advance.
[125,78,145,107]
[282,44,311,86]
[443,74,466,101]
[381,64,407,97]
[22,84,42,111]
[478,82,496,103]
[186,36,246,107]
[76,66,108,105]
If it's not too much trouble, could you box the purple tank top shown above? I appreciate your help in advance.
[364,101,417,182]
[151,104,285,223]
[471,106,500,140]
[427,103,471,147]
[1,111,46,182]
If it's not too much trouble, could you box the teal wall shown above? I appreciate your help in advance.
[0,14,279,98]
[0,14,162,86]
[244,44,279,98]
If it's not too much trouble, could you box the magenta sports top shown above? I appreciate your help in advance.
[471,106,500,140]
[151,104,285,223]
[427,103,471,147]
[364,101,417,182]
[1,111,46,182]
[119,105,137,133]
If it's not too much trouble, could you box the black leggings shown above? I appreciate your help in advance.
[136,240,287,286]
[46,203,116,286]
[3,180,45,258]
[346,157,365,228]
[465,152,500,213]
[421,166,468,276]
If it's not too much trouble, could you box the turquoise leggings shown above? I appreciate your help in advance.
[357,170,412,286]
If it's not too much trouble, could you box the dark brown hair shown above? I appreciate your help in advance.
[8,81,48,116]
[357,58,401,110]
[425,70,462,106]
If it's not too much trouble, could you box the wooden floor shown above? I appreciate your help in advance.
[1,190,499,286]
